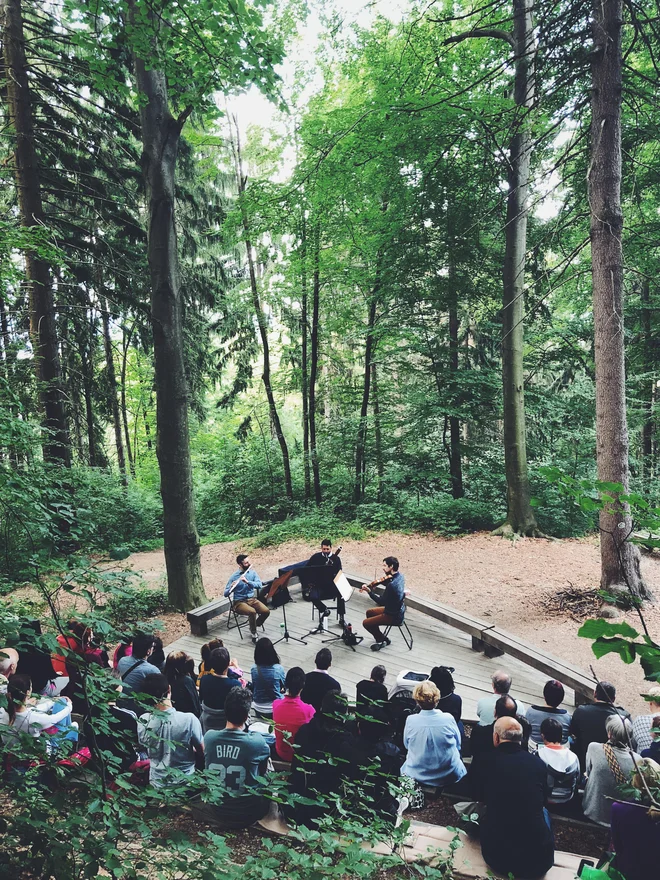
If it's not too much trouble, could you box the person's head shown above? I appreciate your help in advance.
[285,666,306,697]
[643,685,660,714]
[0,647,19,678]
[132,632,155,660]
[606,713,632,746]
[114,641,132,667]
[543,679,565,709]
[236,553,251,571]
[165,651,194,683]
[225,686,253,728]
[315,648,332,671]
[370,664,386,685]
[201,639,223,665]
[320,689,349,727]
[382,556,399,575]
[631,758,660,804]
[595,681,616,703]
[254,637,280,668]
[358,706,391,742]
[493,716,523,747]
[140,673,170,703]
[651,714,660,742]
[494,695,518,719]
[540,716,563,745]
[492,671,512,695]
[430,666,455,697]
[5,674,31,725]
[67,619,93,647]
[209,647,230,675]
[413,680,440,710]
[321,539,332,555]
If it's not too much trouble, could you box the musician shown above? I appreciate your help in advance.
[360,557,406,652]
[307,539,345,624]
[224,554,270,643]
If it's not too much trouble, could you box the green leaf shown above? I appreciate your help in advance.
[578,619,639,640]
[592,637,636,663]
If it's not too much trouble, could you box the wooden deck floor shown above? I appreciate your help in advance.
[165,590,575,722]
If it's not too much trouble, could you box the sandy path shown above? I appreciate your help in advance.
[128,532,660,715]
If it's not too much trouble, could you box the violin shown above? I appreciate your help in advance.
[363,572,394,590]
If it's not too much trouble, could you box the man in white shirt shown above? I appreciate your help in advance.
[477,671,527,726]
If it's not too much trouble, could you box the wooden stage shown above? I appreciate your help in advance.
[166,589,576,722]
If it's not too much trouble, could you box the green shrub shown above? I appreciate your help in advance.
[104,585,170,627]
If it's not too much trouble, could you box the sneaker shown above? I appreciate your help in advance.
[370,641,385,651]
[395,796,410,828]
[251,634,258,643]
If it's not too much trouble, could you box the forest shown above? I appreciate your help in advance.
[1,0,659,611]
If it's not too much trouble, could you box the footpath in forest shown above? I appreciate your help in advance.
[128,532,660,716]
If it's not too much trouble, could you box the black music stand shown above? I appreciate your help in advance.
[269,572,308,646]
[297,565,340,640]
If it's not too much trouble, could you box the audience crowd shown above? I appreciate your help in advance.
[2,626,660,880]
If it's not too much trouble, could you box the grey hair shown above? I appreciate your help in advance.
[498,720,523,743]
[606,713,632,746]
[492,671,512,694]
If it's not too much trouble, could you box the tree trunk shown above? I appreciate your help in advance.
[448,239,465,499]
[309,222,322,505]
[101,294,127,484]
[130,3,206,611]
[229,117,293,501]
[494,0,538,536]
[300,214,311,501]
[589,0,648,600]
[640,280,654,486]
[353,284,380,504]
[371,360,384,500]
[3,0,70,466]
[120,324,135,477]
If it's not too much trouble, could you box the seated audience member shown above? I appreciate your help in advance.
[477,671,526,726]
[632,685,660,752]
[480,717,554,879]
[356,665,388,717]
[117,633,161,715]
[610,758,660,880]
[0,646,19,693]
[355,708,403,821]
[202,686,271,827]
[199,647,241,732]
[301,648,341,712]
[526,680,572,745]
[641,715,660,761]
[429,666,462,725]
[582,714,641,827]
[469,694,520,798]
[250,637,285,717]
[84,692,143,775]
[198,639,243,686]
[570,680,630,773]
[113,640,132,672]
[535,717,580,806]
[0,674,77,753]
[52,621,108,707]
[137,672,204,788]
[150,637,166,672]
[401,681,466,788]
[165,651,201,718]
[287,690,357,827]
[272,666,315,762]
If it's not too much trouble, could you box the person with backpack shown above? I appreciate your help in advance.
[117,633,160,715]
[534,717,580,808]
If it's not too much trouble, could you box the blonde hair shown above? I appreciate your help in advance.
[413,680,440,709]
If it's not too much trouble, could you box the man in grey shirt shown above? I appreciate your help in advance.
[477,671,527,726]
[138,673,204,788]
[117,633,161,715]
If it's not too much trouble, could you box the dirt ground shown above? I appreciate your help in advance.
[128,532,660,716]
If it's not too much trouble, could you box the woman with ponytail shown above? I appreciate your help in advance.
[0,674,76,749]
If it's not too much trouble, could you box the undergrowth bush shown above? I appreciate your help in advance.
[103,585,170,627]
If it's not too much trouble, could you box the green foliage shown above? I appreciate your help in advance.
[103,584,169,628]
[356,497,500,536]
[578,617,660,679]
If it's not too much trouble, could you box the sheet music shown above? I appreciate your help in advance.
[334,571,353,601]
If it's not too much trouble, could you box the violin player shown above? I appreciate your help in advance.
[359,556,406,651]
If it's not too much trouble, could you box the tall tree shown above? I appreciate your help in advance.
[2,0,70,465]
[589,0,648,599]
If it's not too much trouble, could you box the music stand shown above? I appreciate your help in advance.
[268,571,308,646]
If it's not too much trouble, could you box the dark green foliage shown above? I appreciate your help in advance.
[103,585,169,627]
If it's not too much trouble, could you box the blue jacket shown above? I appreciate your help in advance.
[401,709,466,786]
[369,572,406,624]
[224,568,262,603]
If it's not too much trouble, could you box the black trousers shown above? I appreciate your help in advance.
[312,589,345,618]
